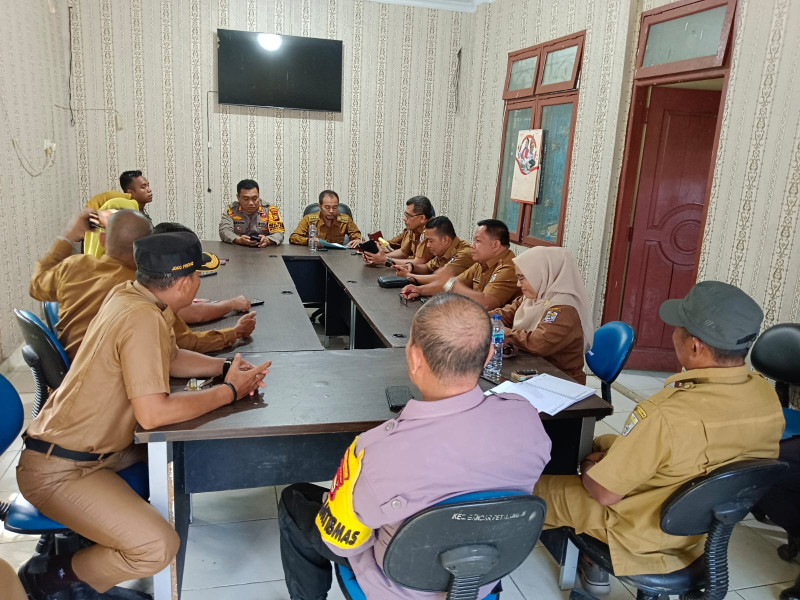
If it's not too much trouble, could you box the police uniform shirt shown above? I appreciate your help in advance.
[219,202,285,245]
[587,366,784,576]
[425,236,474,276]
[456,248,520,305]
[398,224,434,262]
[29,239,237,360]
[26,281,178,454]
[492,297,586,383]
[289,212,362,245]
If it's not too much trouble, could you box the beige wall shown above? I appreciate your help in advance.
[0,3,78,361]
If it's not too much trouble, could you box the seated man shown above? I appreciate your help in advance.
[290,190,361,247]
[29,209,255,360]
[17,232,271,599]
[535,281,784,594]
[391,216,474,285]
[219,179,285,247]
[401,219,519,310]
[119,169,153,223]
[278,293,552,600]
[362,195,435,267]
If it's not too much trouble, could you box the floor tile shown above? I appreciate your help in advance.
[182,578,348,600]
[191,487,278,526]
[510,547,634,600]
[498,577,527,600]
[4,370,35,395]
[610,391,637,414]
[602,412,630,434]
[728,523,800,589]
[182,519,284,590]
[0,452,20,492]
[616,371,663,391]
[742,520,794,551]
[738,582,798,600]
[585,376,602,390]
[594,421,619,438]
[0,539,39,571]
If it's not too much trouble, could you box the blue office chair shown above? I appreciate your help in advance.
[0,374,151,598]
[567,458,788,600]
[14,308,70,418]
[41,301,59,334]
[335,490,546,600]
[585,321,636,408]
[303,202,353,218]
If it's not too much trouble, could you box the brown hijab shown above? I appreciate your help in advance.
[511,246,594,352]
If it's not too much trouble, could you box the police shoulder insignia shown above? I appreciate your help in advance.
[308,213,320,221]
[543,308,561,323]
[225,207,235,216]
[621,412,640,436]
[337,214,350,223]
[232,215,243,221]
[634,405,647,420]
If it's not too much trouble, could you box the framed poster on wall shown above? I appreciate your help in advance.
[510,129,543,204]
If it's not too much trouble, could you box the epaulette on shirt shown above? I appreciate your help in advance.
[307,213,320,222]
[337,214,350,223]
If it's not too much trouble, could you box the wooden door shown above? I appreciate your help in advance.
[621,87,721,370]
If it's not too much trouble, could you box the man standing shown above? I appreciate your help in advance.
[119,170,153,222]
[401,219,519,310]
[278,293,551,600]
[290,190,361,247]
[219,179,285,247]
[391,216,473,284]
[535,281,783,594]
[17,232,272,599]
[362,196,435,267]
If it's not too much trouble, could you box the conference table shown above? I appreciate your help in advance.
[136,241,612,600]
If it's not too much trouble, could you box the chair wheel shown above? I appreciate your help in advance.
[778,543,798,562]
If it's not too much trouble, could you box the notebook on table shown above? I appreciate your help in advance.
[485,373,595,416]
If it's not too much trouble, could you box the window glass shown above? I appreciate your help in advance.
[496,107,533,231]
[529,102,573,242]
[642,6,726,67]
[541,45,579,85]
[508,56,538,91]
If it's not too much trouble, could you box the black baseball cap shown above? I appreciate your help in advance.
[134,232,220,278]
[659,281,763,350]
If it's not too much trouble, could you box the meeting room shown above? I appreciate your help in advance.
[0,1,799,599]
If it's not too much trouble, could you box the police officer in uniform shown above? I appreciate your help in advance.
[219,179,285,247]
[289,190,362,247]
[534,281,784,595]
[16,232,271,599]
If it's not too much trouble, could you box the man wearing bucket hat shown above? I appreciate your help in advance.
[16,232,272,599]
[534,281,784,594]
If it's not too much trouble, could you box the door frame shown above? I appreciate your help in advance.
[602,0,738,325]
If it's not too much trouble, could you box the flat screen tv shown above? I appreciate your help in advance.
[217,29,343,112]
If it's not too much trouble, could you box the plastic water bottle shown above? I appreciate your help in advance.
[309,222,318,251]
[484,314,504,381]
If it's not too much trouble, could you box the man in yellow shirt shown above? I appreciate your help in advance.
[391,216,473,285]
[362,196,435,267]
[290,190,361,247]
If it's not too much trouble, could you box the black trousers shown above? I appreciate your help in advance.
[753,436,800,536]
[278,483,351,600]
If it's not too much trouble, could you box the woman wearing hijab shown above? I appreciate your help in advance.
[490,246,594,384]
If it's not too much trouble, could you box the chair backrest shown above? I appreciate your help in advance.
[14,309,70,389]
[660,459,789,535]
[751,323,800,386]
[41,301,59,333]
[0,374,24,455]
[585,321,636,385]
[303,203,353,218]
[382,491,546,598]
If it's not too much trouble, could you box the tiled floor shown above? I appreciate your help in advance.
[1,355,797,599]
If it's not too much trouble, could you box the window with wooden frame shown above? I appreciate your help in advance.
[494,31,584,247]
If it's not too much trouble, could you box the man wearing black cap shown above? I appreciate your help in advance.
[16,232,272,599]
[534,281,784,594]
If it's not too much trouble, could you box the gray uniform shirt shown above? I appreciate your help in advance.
[218,202,285,245]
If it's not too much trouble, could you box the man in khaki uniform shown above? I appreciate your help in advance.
[535,281,784,592]
[29,209,255,361]
[362,196,435,267]
[401,219,519,310]
[392,216,473,286]
[219,179,285,247]
[16,232,271,599]
[289,190,361,246]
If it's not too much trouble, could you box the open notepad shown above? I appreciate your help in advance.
[485,373,595,416]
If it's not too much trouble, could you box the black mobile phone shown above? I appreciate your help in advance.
[248,234,261,242]
[88,215,101,229]
[359,239,380,254]
[386,386,414,412]
[250,298,265,307]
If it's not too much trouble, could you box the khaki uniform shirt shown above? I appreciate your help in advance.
[425,237,474,276]
[456,248,520,305]
[588,366,783,576]
[492,299,586,384]
[289,213,361,245]
[219,202,285,245]
[27,282,178,454]
[398,225,434,262]
[29,239,236,361]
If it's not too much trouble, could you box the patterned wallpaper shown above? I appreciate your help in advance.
[0,3,77,361]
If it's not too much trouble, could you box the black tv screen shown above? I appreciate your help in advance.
[217,29,343,112]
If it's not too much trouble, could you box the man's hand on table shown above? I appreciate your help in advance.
[234,235,259,247]
[224,354,271,401]
[234,312,257,339]
[346,238,361,249]
[362,249,386,265]
[392,263,415,282]
[400,284,420,300]
[230,296,252,312]
[257,235,273,248]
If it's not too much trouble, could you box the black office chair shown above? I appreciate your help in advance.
[303,202,353,218]
[567,458,788,600]
[14,309,70,418]
[335,491,547,600]
[750,323,800,408]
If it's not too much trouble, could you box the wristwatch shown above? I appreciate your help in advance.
[221,356,234,379]
[385,257,394,267]
[443,277,458,293]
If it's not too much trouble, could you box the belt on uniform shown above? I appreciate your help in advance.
[23,435,114,462]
